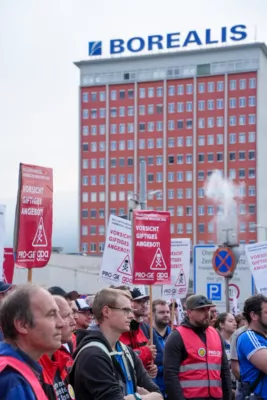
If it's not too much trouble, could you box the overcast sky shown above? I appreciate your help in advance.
[0,0,266,251]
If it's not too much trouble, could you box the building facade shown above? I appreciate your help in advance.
[75,42,267,255]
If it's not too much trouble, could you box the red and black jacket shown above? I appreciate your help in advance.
[39,346,75,400]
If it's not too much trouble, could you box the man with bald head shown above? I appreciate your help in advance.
[39,295,76,399]
[0,283,64,400]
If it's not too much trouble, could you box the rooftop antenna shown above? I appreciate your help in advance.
[254,25,257,42]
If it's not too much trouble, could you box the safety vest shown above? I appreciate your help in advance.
[0,356,48,400]
[177,326,223,399]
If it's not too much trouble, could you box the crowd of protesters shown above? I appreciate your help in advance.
[0,280,266,399]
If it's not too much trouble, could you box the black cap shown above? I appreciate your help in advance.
[48,286,79,301]
[130,288,149,301]
[186,294,215,310]
[0,281,13,294]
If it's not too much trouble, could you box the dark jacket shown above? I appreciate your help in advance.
[0,342,44,400]
[163,317,232,400]
[69,327,161,400]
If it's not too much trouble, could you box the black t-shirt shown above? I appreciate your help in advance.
[53,370,71,400]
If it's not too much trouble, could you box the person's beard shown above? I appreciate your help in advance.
[155,317,169,330]
[258,316,267,333]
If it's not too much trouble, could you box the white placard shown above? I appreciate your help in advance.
[163,238,190,299]
[245,241,267,296]
[0,205,6,280]
[99,215,133,286]
[194,245,253,313]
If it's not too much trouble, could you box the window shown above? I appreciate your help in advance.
[198,83,205,93]
[249,132,255,142]
[156,172,163,182]
[249,78,256,89]
[186,84,193,94]
[198,224,205,233]
[148,138,154,149]
[217,134,223,145]
[198,100,205,111]
[249,150,255,160]
[99,192,105,202]
[239,151,245,161]
[111,90,117,100]
[217,81,224,91]
[177,84,184,95]
[217,153,223,162]
[128,106,134,116]
[82,159,88,169]
[157,87,163,97]
[240,79,246,90]
[177,154,183,164]
[239,169,245,179]
[139,88,145,98]
[198,118,205,129]
[156,104,163,114]
[128,123,134,133]
[249,222,256,233]
[148,105,154,115]
[156,138,163,148]
[168,155,174,164]
[217,117,223,127]
[177,172,183,182]
[177,206,183,216]
[91,192,97,202]
[229,116,236,126]
[177,120,183,129]
[119,141,125,150]
[82,192,88,202]
[229,152,236,161]
[249,114,256,125]
[110,192,117,201]
[186,119,193,129]
[229,133,236,144]
[186,154,192,164]
[128,174,134,183]
[239,97,246,108]
[139,105,145,115]
[139,122,145,132]
[186,102,192,112]
[82,226,88,236]
[82,92,88,102]
[186,207,192,216]
[229,98,236,108]
[177,102,184,113]
[249,186,256,196]
[156,121,163,131]
[168,120,174,130]
[229,169,236,179]
[82,143,88,151]
[91,109,97,119]
[119,90,125,99]
[186,136,192,146]
[148,87,154,98]
[119,107,125,117]
[249,168,255,178]
[128,89,134,99]
[90,243,96,252]
[82,126,89,136]
[168,85,175,96]
[208,82,214,92]
[186,188,192,199]
[239,133,246,143]
[100,125,105,135]
[208,153,214,162]
[157,156,163,165]
[206,117,213,128]
[207,206,214,215]
[249,205,255,214]
[148,122,154,132]
[148,173,154,183]
[186,223,192,234]
[110,141,117,151]
[91,176,96,185]
[217,99,223,109]
[239,115,246,125]
[240,222,246,233]
[177,189,183,199]
[198,136,205,146]
[208,135,214,145]
[111,108,117,117]
[249,96,256,107]
[198,153,205,162]
[168,172,174,182]
[177,224,183,234]
[208,223,214,233]
[168,138,175,148]
[230,80,236,91]
[168,189,174,199]
[110,175,116,184]
[83,110,89,119]
[186,171,192,181]
[90,226,96,235]
[198,172,204,181]
[82,176,88,186]
[128,140,134,150]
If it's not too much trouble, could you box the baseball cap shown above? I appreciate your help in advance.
[130,288,149,301]
[186,295,215,310]
[0,281,13,294]
[48,286,79,301]
[75,298,92,311]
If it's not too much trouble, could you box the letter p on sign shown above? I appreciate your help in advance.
[207,283,222,301]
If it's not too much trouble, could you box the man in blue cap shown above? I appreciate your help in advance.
[0,281,13,341]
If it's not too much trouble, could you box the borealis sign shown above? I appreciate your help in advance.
[88,24,247,56]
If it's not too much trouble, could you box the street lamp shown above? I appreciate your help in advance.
[254,224,267,241]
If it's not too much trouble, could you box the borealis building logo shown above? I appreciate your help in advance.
[88,24,248,57]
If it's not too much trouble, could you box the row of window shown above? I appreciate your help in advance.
[82,78,257,104]
[82,242,105,253]
[82,185,256,205]
[82,96,256,120]
[198,150,255,163]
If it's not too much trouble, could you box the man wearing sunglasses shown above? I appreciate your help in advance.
[70,288,162,400]
[164,294,232,400]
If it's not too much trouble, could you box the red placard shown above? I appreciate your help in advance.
[13,163,53,268]
[132,210,171,285]
[3,248,15,283]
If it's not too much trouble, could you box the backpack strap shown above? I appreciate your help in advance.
[0,356,47,400]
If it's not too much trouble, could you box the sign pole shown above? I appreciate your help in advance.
[171,300,175,330]
[225,277,230,313]
[27,268,32,282]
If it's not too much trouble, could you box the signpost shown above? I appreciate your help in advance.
[13,163,53,280]
[194,245,253,313]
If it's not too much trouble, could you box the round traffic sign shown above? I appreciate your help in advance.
[229,283,240,301]
[212,247,235,277]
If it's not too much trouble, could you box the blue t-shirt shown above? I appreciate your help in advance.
[237,330,267,396]
[115,342,134,395]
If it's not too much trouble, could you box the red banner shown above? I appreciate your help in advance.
[132,210,171,285]
[14,164,53,268]
[3,248,15,283]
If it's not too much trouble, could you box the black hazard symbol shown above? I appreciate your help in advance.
[117,255,132,276]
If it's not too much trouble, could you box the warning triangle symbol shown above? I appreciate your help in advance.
[150,248,167,271]
[117,255,132,276]
[32,217,48,247]
[175,268,186,287]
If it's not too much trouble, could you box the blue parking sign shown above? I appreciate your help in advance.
[207,283,222,301]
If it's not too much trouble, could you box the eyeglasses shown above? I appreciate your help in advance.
[108,306,134,315]
[78,311,93,317]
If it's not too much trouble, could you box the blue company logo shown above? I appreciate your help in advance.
[207,283,222,301]
[88,41,102,56]
[88,24,247,56]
